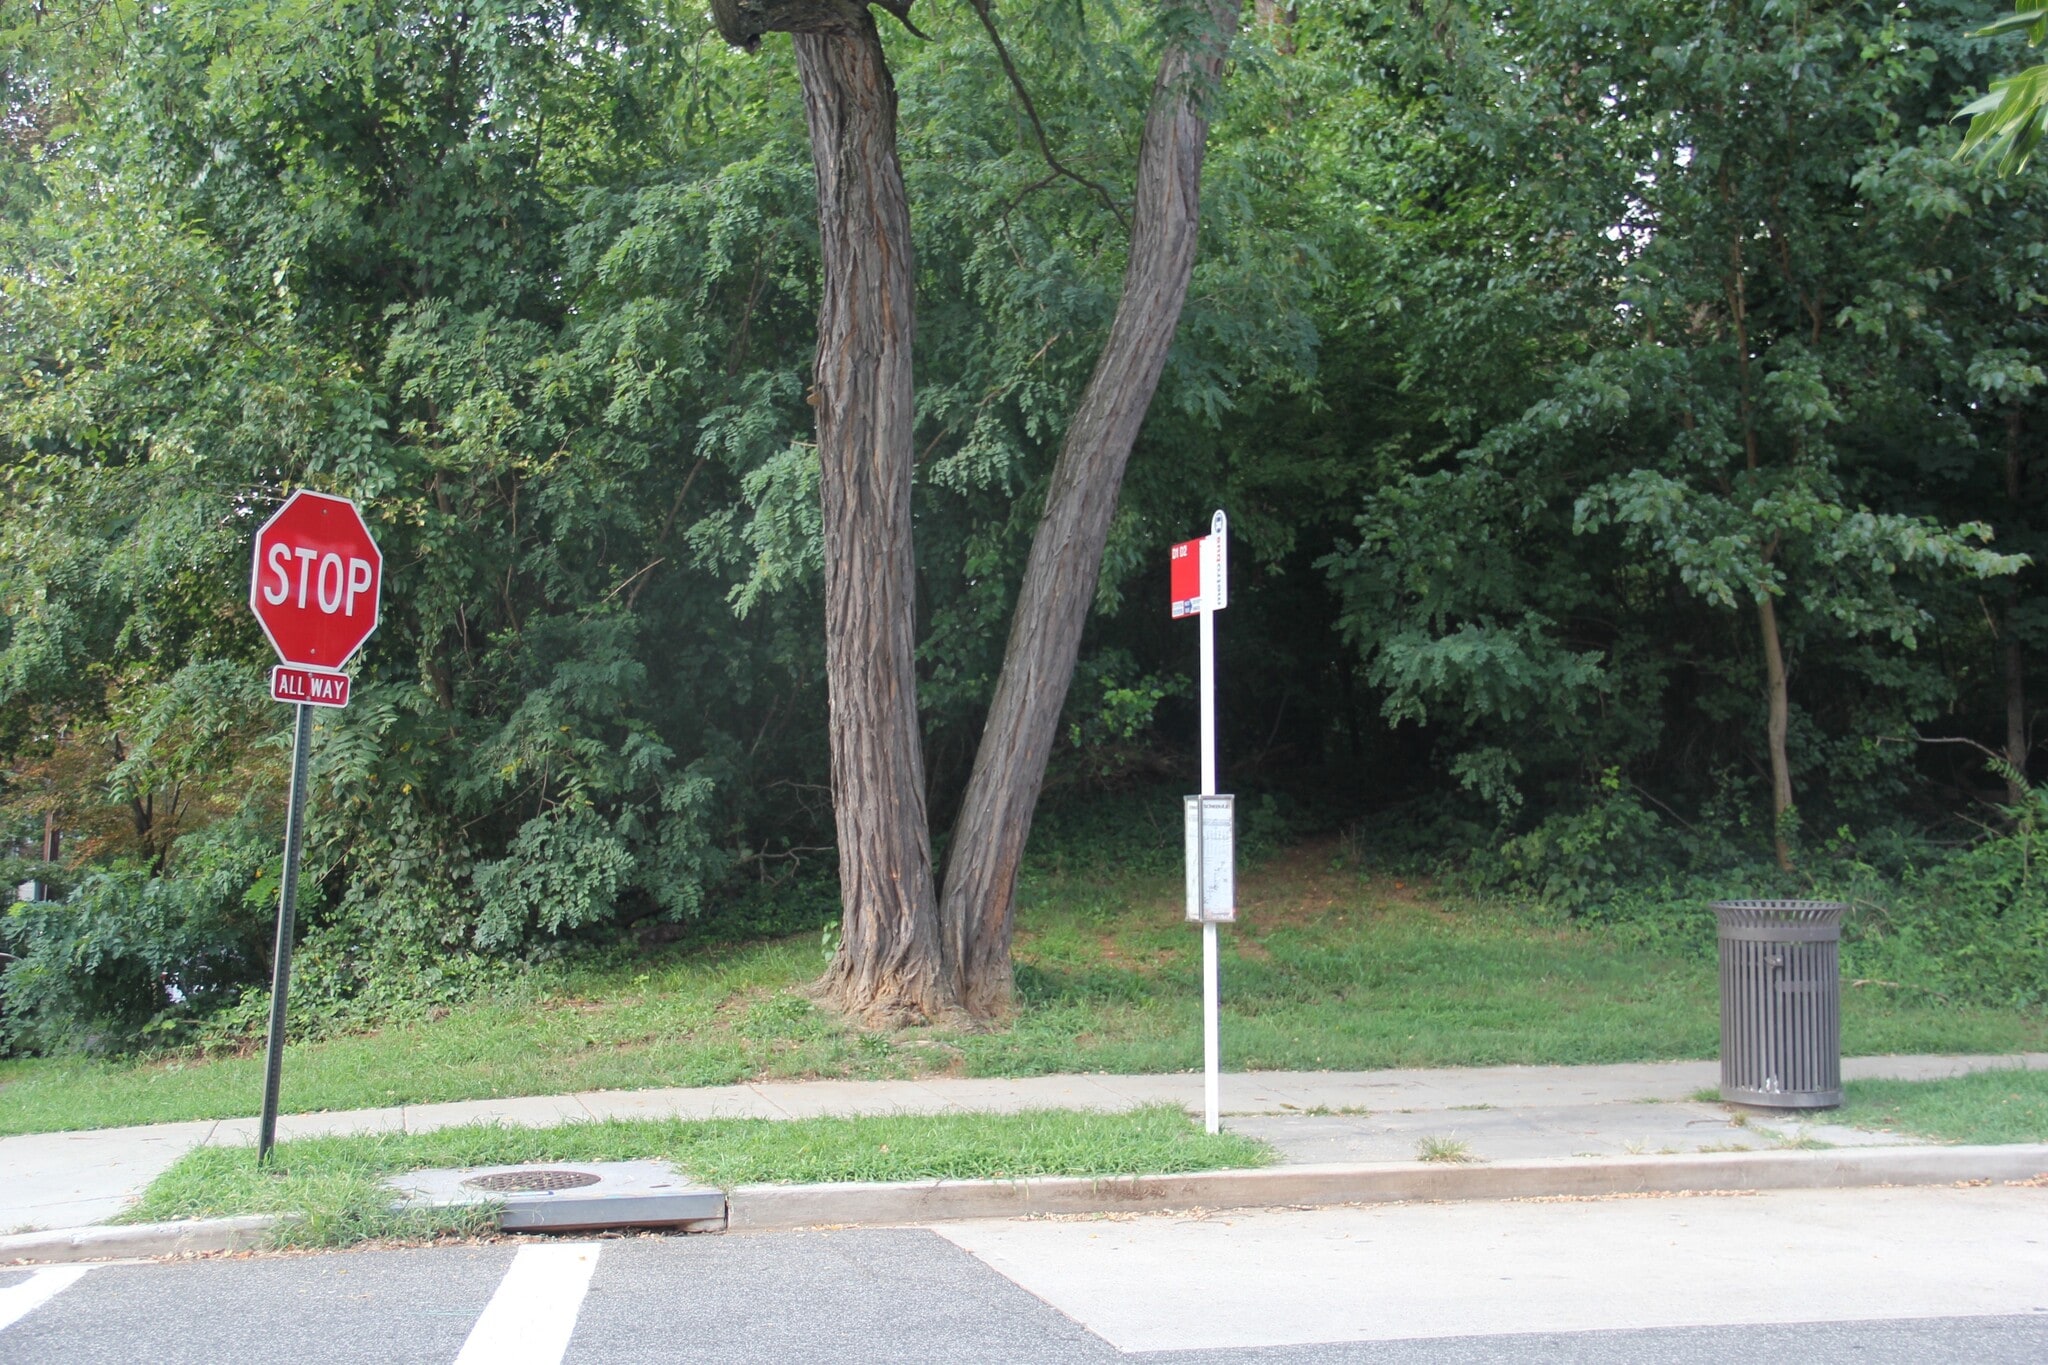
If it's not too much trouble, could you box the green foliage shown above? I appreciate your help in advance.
[1318,0,2047,861]
[1959,6,2048,173]
[3,0,2046,1056]
[1852,770,2048,1006]
[1484,785,1676,916]
[0,1,832,1048]
[1055,649,1188,789]
[0,819,280,1053]
[0,0,1340,1057]
[1460,768,2046,1009]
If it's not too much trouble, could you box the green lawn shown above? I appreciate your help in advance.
[1838,1069,2048,1145]
[5,842,2045,1136]
[123,1105,1269,1248]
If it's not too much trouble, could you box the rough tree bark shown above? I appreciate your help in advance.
[712,0,955,1023]
[716,0,1239,1021]
[939,0,1241,1016]
[796,18,955,1024]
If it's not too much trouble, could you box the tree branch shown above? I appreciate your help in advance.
[965,0,1131,233]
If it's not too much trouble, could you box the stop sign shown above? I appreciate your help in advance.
[249,491,383,670]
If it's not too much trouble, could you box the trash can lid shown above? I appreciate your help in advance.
[1710,899,1848,924]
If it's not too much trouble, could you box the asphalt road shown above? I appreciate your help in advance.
[3,1187,2044,1363]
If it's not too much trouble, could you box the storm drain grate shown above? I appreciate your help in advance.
[462,1169,604,1194]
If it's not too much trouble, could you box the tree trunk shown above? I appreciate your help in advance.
[1254,0,1297,56]
[2005,409,2029,806]
[794,18,955,1026]
[939,0,1240,1017]
[2007,637,2029,806]
[1758,594,1795,872]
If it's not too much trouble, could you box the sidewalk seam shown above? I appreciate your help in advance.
[742,1084,798,1120]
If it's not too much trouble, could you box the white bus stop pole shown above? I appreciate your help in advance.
[1200,597,1220,1135]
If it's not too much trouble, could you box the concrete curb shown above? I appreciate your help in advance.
[1,1214,280,1265]
[13,1144,2047,1258]
[725,1143,2048,1231]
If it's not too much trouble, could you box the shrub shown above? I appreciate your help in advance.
[1475,780,1680,914]
[1842,781,2048,1008]
[0,820,280,1054]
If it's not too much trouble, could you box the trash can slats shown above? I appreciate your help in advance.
[1713,899,1845,1109]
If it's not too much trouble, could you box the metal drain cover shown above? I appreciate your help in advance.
[463,1169,604,1194]
[389,1159,725,1232]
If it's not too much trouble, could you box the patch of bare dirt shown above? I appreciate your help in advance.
[1234,835,1441,928]
[545,998,613,1015]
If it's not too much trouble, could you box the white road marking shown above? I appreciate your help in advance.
[937,1185,2048,1352]
[454,1242,602,1365]
[0,1266,94,1334]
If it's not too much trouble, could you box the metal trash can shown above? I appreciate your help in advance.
[1713,899,1846,1109]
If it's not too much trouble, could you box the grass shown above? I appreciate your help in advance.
[6,838,2046,1138]
[1836,1069,2048,1144]
[121,1105,1270,1248]
[1414,1134,1472,1163]
[1692,1070,2048,1142]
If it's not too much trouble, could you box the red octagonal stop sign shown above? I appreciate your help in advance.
[249,491,383,670]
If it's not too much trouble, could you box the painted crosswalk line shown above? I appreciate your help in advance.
[453,1242,602,1365]
[0,1267,95,1335]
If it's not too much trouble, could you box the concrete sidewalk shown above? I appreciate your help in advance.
[7,1051,2046,1239]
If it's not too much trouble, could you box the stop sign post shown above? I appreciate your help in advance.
[247,491,382,1163]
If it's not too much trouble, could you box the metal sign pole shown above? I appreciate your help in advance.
[1172,510,1228,1136]
[1200,591,1220,1135]
[258,702,314,1165]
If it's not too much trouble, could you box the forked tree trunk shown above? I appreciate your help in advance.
[1758,594,1795,872]
[794,18,955,1025]
[939,0,1240,1017]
